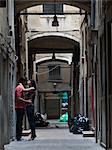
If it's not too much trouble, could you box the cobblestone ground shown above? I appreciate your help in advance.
[5,128,105,150]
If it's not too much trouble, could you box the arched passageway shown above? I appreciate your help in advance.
[28,35,79,53]
[1,0,112,150]
[14,0,92,148]
[4,0,112,149]
[15,2,81,134]
[27,33,80,120]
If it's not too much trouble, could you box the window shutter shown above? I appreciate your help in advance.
[43,3,63,14]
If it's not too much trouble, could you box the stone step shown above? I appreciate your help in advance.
[82,131,95,137]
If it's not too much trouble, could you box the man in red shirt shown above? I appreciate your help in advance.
[15,77,34,141]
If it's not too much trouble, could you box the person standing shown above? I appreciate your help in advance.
[26,79,37,140]
[15,77,34,141]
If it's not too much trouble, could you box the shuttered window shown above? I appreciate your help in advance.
[43,3,63,14]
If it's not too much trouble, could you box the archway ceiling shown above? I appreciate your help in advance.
[28,36,79,54]
[15,0,91,13]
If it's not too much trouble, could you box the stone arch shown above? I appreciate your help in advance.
[28,32,80,43]
[15,0,91,13]
[28,33,80,55]
[35,56,72,65]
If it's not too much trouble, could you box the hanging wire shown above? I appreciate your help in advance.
[36,64,60,75]
[54,0,56,15]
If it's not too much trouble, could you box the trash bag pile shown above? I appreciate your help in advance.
[59,112,68,122]
[34,112,49,127]
[69,114,89,134]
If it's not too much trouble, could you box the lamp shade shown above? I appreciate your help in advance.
[52,15,59,27]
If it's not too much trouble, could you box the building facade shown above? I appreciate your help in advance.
[35,58,71,119]
[79,0,112,149]
[0,0,16,149]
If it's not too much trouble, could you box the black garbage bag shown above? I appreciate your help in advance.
[69,117,82,134]
[69,114,89,134]
[34,112,49,127]
[78,116,89,131]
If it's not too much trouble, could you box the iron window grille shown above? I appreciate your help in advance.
[48,65,61,81]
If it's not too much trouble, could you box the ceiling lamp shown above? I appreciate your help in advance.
[52,15,59,27]
[52,52,56,60]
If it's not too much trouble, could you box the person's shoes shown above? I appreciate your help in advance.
[31,134,36,140]
[31,137,36,140]
[16,138,21,141]
[28,135,36,141]
[16,137,24,141]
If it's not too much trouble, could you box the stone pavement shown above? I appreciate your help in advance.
[5,127,105,150]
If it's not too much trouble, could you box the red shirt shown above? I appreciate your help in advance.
[15,83,26,109]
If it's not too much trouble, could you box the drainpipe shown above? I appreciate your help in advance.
[91,0,99,144]
[93,43,98,143]
[104,18,108,150]
[85,50,88,118]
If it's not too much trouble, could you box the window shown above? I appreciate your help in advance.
[43,3,63,14]
[48,65,61,81]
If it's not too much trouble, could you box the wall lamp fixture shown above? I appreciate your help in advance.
[52,0,59,27]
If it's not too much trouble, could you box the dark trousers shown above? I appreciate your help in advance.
[26,105,36,138]
[16,108,25,140]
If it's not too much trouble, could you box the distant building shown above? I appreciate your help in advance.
[35,56,71,119]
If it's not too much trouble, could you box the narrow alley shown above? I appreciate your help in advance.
[1,0,112,150]
[5,124,104,150]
